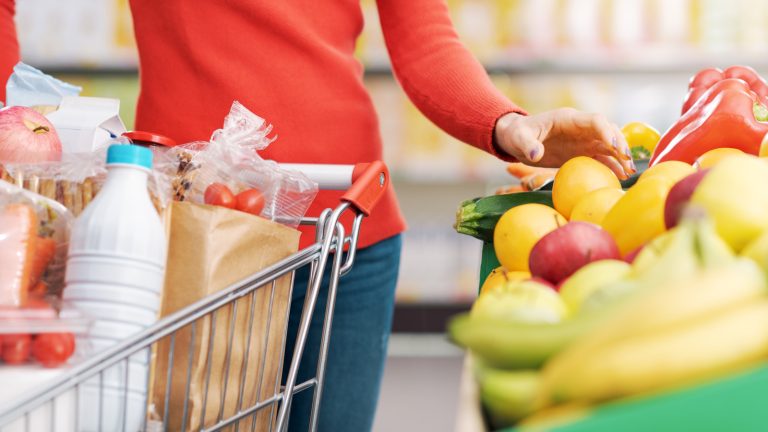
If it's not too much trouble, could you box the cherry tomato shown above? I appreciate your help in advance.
[2,334,32,364]
[235,189,265,216]
[32,333,75,368]
[204,183,236,209]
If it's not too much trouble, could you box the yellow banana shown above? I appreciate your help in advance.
[542,299,768,404]
[539,258,767,406]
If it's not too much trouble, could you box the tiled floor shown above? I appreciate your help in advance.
[372,334,465,432]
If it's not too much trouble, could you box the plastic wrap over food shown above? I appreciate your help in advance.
[159,101,318,227]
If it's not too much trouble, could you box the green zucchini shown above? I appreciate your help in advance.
[454,191,553,242]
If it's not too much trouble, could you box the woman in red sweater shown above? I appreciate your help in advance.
[1,1,633,430]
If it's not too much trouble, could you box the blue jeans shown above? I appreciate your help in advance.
[282,235,402,432]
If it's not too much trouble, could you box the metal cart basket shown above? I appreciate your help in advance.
[0,161,389,432]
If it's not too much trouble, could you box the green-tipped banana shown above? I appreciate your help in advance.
[448,313,599,369]
[477,368,540,427]
[542,300,768,404]
[539,259,768,406]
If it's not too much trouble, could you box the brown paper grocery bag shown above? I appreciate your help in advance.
[151,201,300,431]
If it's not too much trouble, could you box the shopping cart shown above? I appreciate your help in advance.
[0,161,389,432]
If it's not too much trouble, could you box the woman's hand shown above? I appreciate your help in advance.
[494,109,636,179]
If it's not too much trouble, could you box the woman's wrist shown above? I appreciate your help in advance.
[493,112,525,158]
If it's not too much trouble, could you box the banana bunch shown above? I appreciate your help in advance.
[451,218,768,425]
[476,366,540,427]
[538,258,768,406]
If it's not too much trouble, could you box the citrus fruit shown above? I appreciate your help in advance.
[602,176,674,256]
[479,267,531,296]
[493,204,567,271]
[621,122,660,160]
[637,161,695,184]
[552,157,621,219]
[693,148,744,170]
[569,187,625,225]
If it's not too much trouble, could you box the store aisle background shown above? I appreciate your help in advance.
[17,0,768,310]
[11,2,768,429]
[373,335,465,432]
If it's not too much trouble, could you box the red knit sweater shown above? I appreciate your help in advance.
[0,0,18,104]
[1,0,524,248]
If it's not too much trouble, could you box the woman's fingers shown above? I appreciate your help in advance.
[594,154,629,180]
[611,123,636,174]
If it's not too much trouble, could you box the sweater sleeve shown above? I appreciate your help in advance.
[375,0,526,160]
[0,0,19,104]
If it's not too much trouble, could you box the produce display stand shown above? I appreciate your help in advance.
[463,183,768,431]
[0,161,389,432]
[468,242,768,431]
[457,353,768,431]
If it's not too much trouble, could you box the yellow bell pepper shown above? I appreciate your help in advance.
[601,177,674,256]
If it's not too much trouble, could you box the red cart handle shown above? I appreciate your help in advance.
[278,162,390,216]
[344,161,388,216]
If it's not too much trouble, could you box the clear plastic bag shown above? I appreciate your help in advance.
[0,139,174,216]
[160,101,318,227]
[0,180,73,305]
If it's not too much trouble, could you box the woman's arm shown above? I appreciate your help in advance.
[0,0,19,104]
[376,0,633,177]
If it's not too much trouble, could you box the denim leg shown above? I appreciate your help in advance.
[282,235,402,432]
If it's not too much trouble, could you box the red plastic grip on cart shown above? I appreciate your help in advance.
[343,161,388,216]
[122,131,177,147]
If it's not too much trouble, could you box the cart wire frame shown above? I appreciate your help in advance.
[0,161,389,432]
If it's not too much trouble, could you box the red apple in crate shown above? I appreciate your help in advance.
[529,222,621,285]
[528,277,557,291]
[664,169,710,228]
[0,106,62,163]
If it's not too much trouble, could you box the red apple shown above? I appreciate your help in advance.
[528,277,557,291]
[0,106,62,163]
[664,169,710,228]
[529,221,621,285]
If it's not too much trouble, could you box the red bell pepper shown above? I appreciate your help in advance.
[650,78,768,166]
[682,66,768,114]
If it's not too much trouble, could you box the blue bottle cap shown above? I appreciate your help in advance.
[106,144,153,169]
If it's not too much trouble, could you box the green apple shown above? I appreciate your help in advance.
[690,155,768,252]
[558,259,632,313]
[580,279,641,314]
[471,279,568,324]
